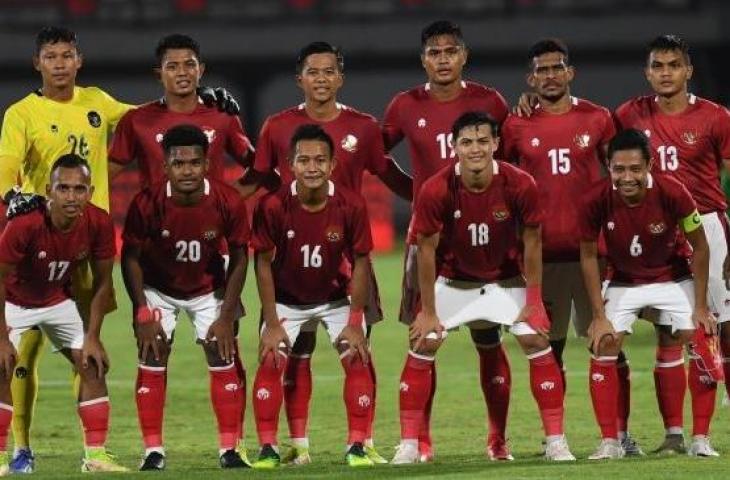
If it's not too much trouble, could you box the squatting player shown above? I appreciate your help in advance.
[242,41,411,465]
[382,20,512,461]
[392,112,575,464]
[121,125,250,470]
[0,154,126,473]
[250,124,375,468]
[0,27,237,472]
[580,129,715,460]
[614,35,730,456]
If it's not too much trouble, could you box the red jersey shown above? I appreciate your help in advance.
[253,103,387,193]
[109,100,253,188]
[122,178,250,299]
[251,181,372,305]
[501,97,615,262]
[382,81,509,198]
[580,174,696,284]
[412,161,542,283]
[614,94,730,213]
[0,205,115,308]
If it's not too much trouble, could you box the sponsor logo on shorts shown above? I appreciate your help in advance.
[256,387,271,400]
[493,208,510,221]
[574,133,591,149]
[647,221,666,235]
[341,134,358,153]
[87,111,102,128]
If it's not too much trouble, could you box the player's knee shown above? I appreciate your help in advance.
[596,335,622,357]
[260,351,286,372]
[516,333,550,354]
[291,330,316,355]
[202,342,231,368]
[410,338,441,357]
[657,326,684,346]
[675,329,695,345]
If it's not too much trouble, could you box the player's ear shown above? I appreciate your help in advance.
[153,67,162,83]
[45,183,51,196]
[686,63,693,81]
[88,184,95,197]
[526,71,537,88]
[76,53,83,69]
[198,62,206,79]
[461,46,468,66]
[32,54,40,72]
[566,65,575,82]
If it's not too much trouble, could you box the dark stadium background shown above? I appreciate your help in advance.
[0,0,728,251]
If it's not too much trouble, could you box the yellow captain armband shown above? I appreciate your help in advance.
[680,209,702,233]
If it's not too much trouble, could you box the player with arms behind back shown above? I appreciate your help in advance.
[393,112,574,464]
[580,129,715,460]
[250,124,375,469]
[382,20,512,462]
[121,125,250,470]
[0,155,126,474]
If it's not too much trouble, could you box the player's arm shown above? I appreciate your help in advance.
[337,253,370,362]
[255,249,289,365]
[411,232,442,350]
[0,156,20,196]
[520,225,549,337]
[121,243,147,311]
[682,211,714,334]
[207,245,248,363]
[108,161,125,181]
[0,263,17,378]
[235,168,280,199]
[377,156,413,202]
[579,239,614,352]
[83,256,114,378]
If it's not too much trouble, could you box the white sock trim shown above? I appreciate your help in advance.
[407,350,435,362]
[78,396,109,407]
[655,359,684,368]
[208,363,236,372]
[0,403,13,413]
[526,346,553,360]
[591,355,619,362]
[138,364,166,372]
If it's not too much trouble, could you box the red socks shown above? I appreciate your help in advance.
[477,343,511,446]
[589,356,619,439]
[0,404,12,451]
[528,348,565,436]
[653,345,686,431]
[418,360,436,452]
[399,352,434,440]
[136,365,167,449]
[616,359,631,433]
[253,352,287,446]
[688,355,716,436]
[284,355,312,441]
[340,354,374,444]
[78,397,110,447]
[209,363,244,451]
[365,354,378,442]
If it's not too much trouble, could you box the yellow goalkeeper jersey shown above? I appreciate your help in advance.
[0,86,133,212]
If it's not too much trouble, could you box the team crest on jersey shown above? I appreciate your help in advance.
[37,251,47,259]
[417,118,426,128]
[682,130,698,145]
[647,221,667,235]
[202,127,216,143]
[203,230,217,241]
[493,208,510,221]
[531,137,540,147]
[326,227,343,242]
[87,111,101,128]
[341,134,358,153]
[574,133,591,149]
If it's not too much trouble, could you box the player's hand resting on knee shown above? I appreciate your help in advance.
[337,325,369,364]
[82,335,109,378]
[259,321,290,367]
[410,310,443,352]
[692,305,717,335]
[206,318,236,363]
[135,307,166,363]
[0,338,16,380]
[587,314,617,354]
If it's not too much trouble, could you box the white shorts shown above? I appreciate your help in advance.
[701,212,730,322]
[543,261,594,339]
[425,276,537,340]
[144,287,241,342]
[605,279,695,334]
[5,299,84,351]
[264,299,362,347]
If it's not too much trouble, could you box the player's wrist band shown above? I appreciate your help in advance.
[348,308,365,327]
[135,306,160,325]
[526,285,543,306]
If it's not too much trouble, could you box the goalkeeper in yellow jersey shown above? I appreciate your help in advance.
[0,26,240,473]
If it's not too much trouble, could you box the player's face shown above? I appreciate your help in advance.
[645,49,692,97]
[159,48,204,97]
[34,42,82,90]
[291,139,334,191]
[454,124,499,173]
[421,35,467,86]
[609,149,650,200]
[528,51,574,101]
[46,166,92,220]
[297,53,343,104]
[165,145,209,194]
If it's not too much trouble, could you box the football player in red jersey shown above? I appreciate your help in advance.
[0,154,126,473]
[121,125,250,470]
[393,111,574,464]
[241,41,411,465]
[109,34,255,187]
[382,20,511,461]
[614,35,730,456]
[250,124,375,468]
[581,128,714,460]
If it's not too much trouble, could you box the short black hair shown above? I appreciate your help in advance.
[296,41,344,73]
[451,111,499,140]
[50,153,91,178]
[647,34,691,64]
[162,124,209,157]
[36,26,77,54]
[155,34,202,65]
[421,20,464,48]
[607,129,651,165]
[289,124,334,159]
[528,38,569,65]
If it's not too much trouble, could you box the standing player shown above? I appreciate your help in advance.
[393,112,574,464]
[382,20,512,461]
[0,27,238,473]
[0,154,126,473]
[243,41,411,465]
[614,35,730,456]
[581,129,715,459]
[108,34,254,187]
[121,125,250,470]
[250,124,375,468]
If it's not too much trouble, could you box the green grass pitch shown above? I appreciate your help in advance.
[23,252,730,478]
